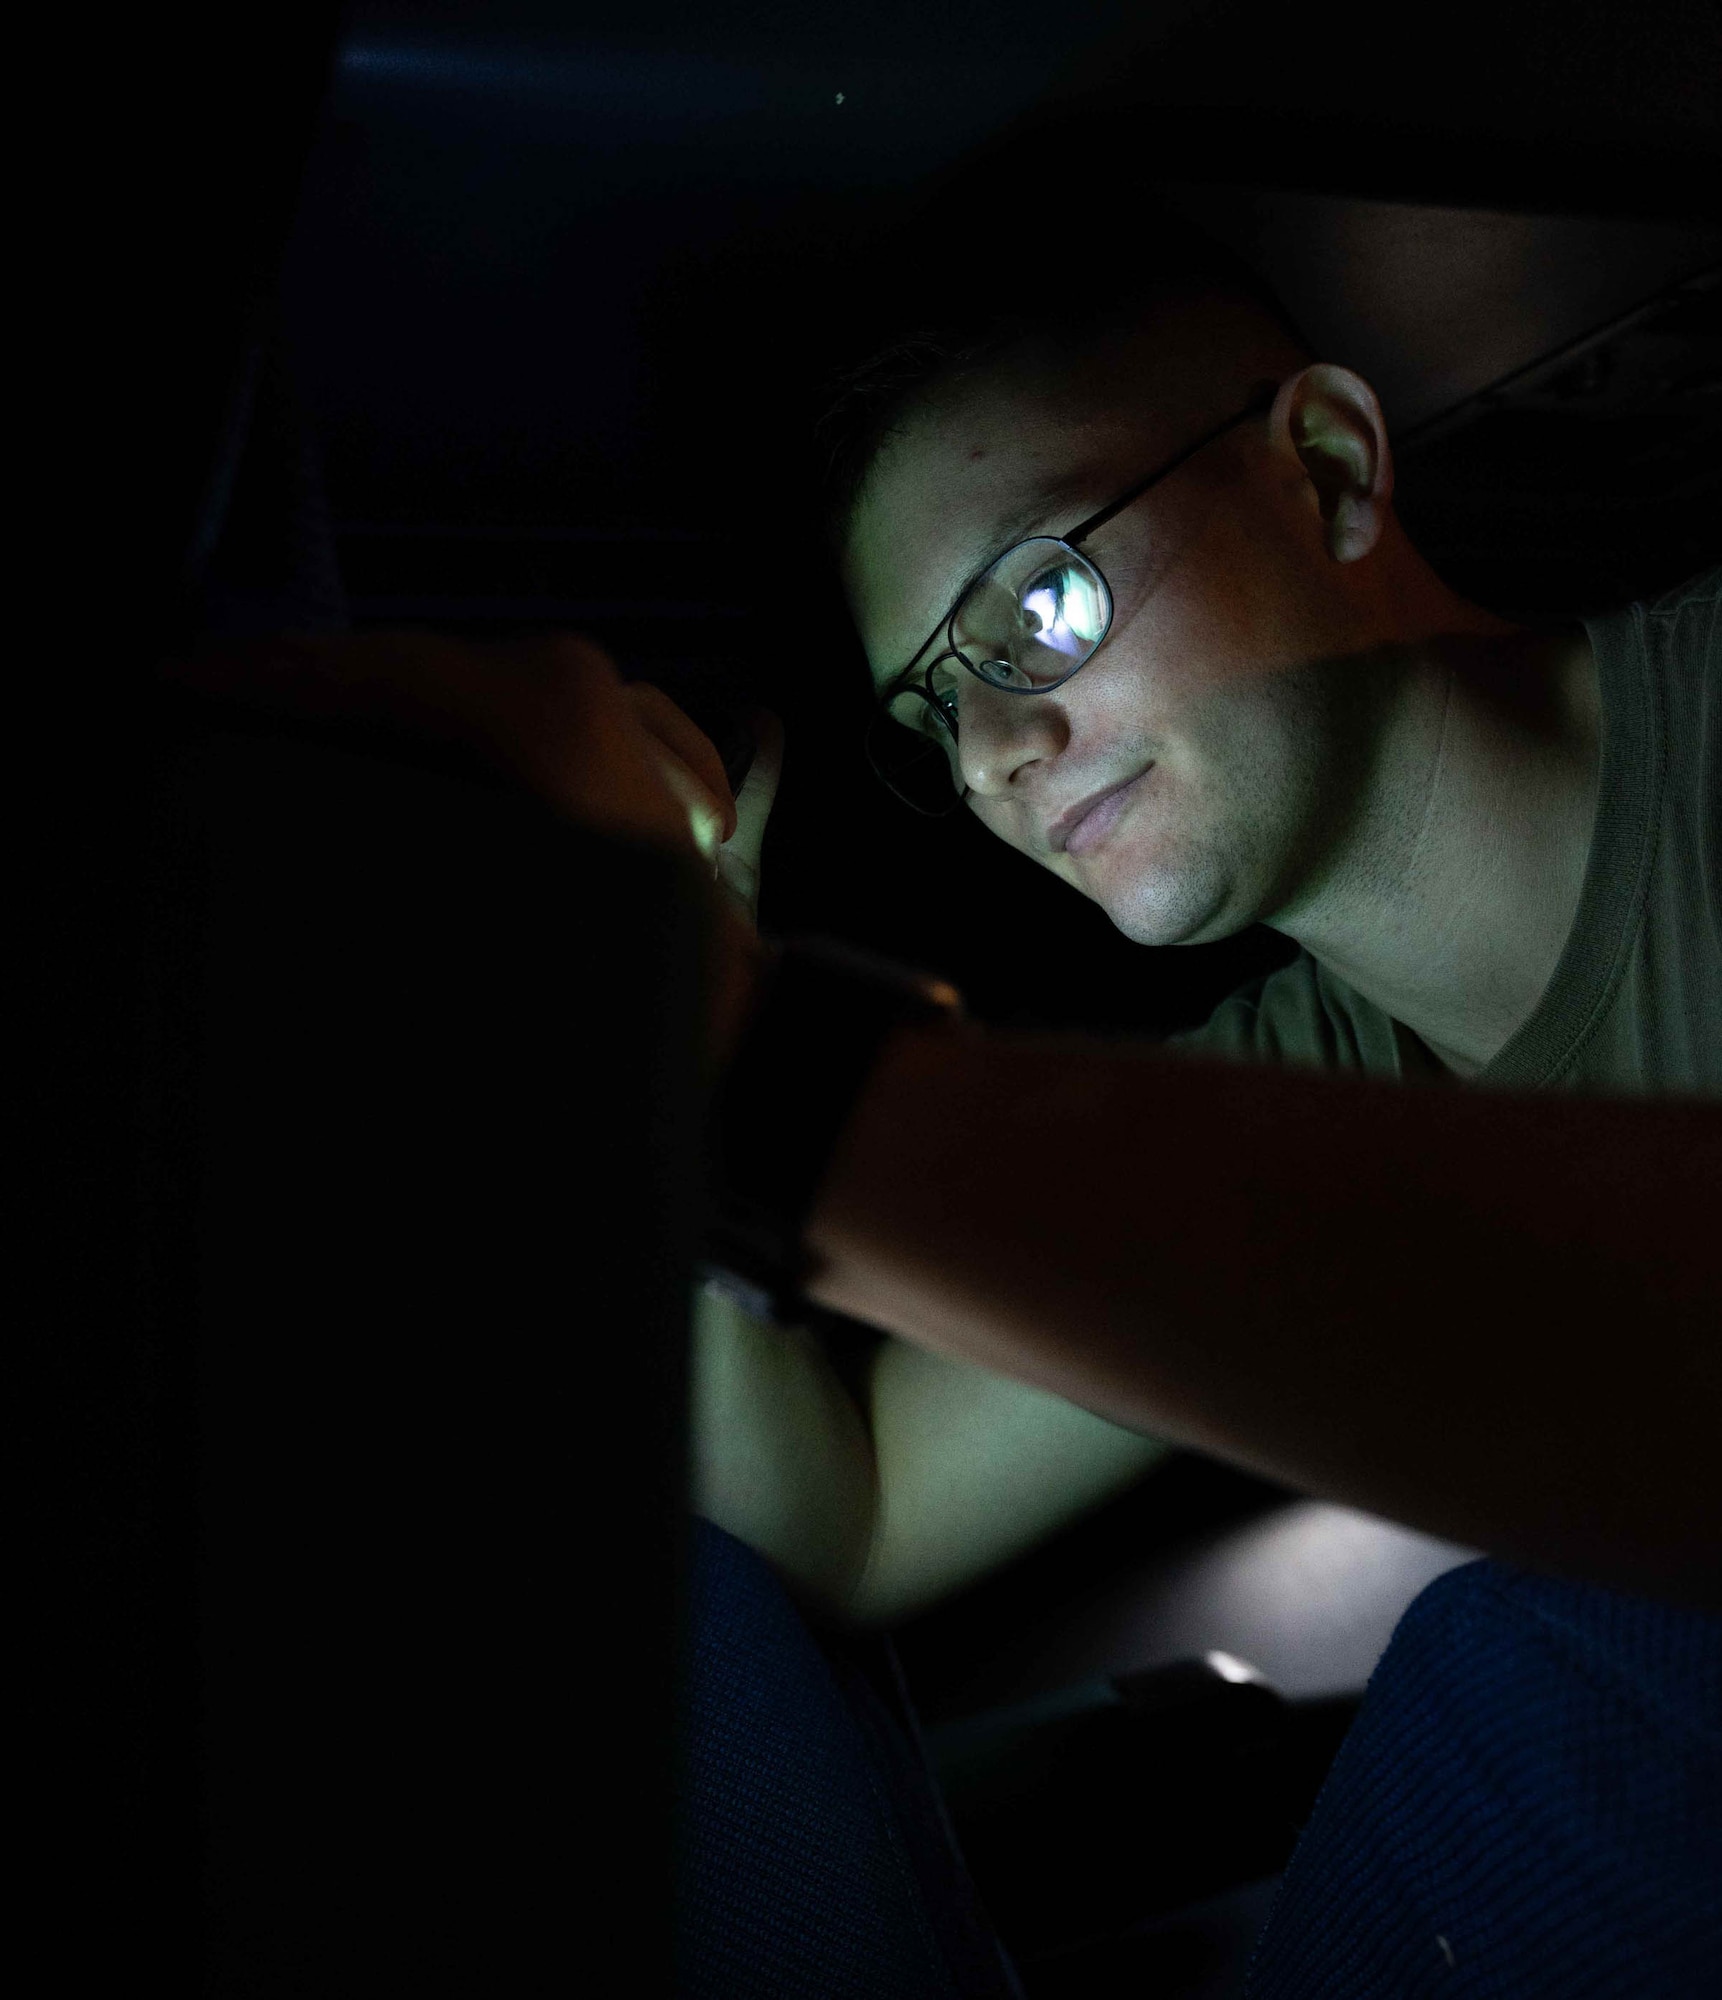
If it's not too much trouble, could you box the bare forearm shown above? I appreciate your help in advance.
[804,1024,1722,1607]
[687,1281,879,1622]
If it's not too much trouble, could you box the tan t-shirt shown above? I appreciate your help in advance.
[1170,564,1722,1099]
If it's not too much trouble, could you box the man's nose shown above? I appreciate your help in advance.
[956,683,1067,797]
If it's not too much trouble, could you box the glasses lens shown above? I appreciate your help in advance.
[953,540,1110,690]
[868,541,1111,814]
[869,685,962,813]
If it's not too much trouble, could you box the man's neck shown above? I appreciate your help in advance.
[1274,621,1603,1078]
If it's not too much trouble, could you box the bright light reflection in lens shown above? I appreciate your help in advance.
[1022,585,1060,637]
[1021,569,1105,662]
[1066,570,1105,642]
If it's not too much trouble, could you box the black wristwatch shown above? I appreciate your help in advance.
[695,933,967,1326]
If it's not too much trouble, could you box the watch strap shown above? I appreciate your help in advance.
[696,933,965,1325]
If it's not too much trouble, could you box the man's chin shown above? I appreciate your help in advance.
[1101,873,1244,950]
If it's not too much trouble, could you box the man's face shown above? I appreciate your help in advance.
[841,300,1392,949]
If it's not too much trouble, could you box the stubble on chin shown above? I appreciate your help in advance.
[1083,808,1244,948]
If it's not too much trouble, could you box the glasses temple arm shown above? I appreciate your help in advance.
[1062,380,1280,548]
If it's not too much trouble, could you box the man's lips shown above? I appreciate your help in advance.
[1049,768,1152,854]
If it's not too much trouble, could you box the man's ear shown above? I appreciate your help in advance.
[1271,364,1394,565]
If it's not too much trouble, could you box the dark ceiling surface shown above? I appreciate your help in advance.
[272,0,1722,1037]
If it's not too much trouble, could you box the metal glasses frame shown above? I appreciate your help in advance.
[866,378,1280,815]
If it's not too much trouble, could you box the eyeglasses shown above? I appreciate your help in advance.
[864,380,1279,815]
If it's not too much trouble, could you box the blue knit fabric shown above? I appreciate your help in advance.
[675,1526,1720,2000]
[1244,1559,1722,1999]
[674,1515,1029,1999]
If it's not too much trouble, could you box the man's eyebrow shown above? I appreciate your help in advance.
[954,462,1117,600]
[971,487,1086,570]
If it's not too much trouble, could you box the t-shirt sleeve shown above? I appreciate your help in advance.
[1166,950,1434,1080]
[1654,562,1721,937]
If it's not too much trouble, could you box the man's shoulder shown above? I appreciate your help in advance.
[1643,563,1722,697]
[1590,562,1721,667]
[1160,948,1360,1064]
[1165,950,1413,1078]
[1643,562,1722,624]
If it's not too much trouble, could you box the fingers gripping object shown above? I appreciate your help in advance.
[623,660,784,927]
[624,655,764,800]
[613,665,969,1325]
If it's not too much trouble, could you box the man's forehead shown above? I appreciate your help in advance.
[838,291,1305,684]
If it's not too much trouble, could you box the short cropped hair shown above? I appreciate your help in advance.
[812,116,1315,556]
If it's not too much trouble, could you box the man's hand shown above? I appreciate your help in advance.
[624,681,785,1072]
[160,627,776,1075]
[625,683,783,931]
[716,710,784,930]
